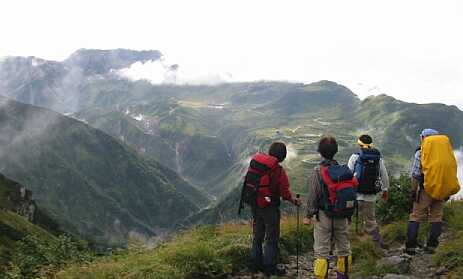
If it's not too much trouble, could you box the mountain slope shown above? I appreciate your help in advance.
[75,101,234,189]
[0,56,78,113]
[0,49,162,113]
[266,80,360,116]
[355,95,463,155]
[0,96,208,245]
[0,174,57,272]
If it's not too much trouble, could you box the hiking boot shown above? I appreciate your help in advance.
[426,222,442,250]
[405,221,420,255]
[371,227,389,250]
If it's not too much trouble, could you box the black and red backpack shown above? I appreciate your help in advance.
[239,153,280,212]
[319,161,358,218]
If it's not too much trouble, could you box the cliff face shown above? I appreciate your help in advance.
[0,174,36,222]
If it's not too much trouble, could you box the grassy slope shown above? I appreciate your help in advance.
[0,210,57,274]
[55,217,312,279]
[432,201,463,277]
[57,200,463,279]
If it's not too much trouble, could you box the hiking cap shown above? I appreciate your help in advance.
[420,129,439,138]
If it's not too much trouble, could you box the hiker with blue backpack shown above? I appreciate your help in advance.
[347,135,390,249]
[304,135,358,279]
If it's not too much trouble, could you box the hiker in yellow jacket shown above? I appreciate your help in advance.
[405,129,460,255]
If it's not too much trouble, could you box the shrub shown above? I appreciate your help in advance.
[376,174,412,223]
[8,234,92,278]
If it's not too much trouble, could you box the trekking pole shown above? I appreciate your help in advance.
[355,202,359,234]
[296,194,300,277]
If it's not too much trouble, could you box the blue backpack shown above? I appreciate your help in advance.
[354,148,381,194]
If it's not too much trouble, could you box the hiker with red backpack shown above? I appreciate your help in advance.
[405,129,460,255]
[304,136,358,279]
[239,142,301,276]
[347,135,390,249]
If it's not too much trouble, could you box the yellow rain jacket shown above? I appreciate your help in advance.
[421,135,460,200]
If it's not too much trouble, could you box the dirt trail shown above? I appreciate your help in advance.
[230,231,453,279]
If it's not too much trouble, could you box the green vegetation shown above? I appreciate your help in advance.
[433,201,463,277]
[376,174,413,223]
[55,218,312,279]
[0,210,56,270]
[55,198,463,278]
[4,234,92,279]
[0,173,91,278]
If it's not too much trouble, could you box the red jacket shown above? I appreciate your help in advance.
[276,167,293,201]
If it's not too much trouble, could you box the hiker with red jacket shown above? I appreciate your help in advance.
[304,136,357,279]
[239,142,301,276]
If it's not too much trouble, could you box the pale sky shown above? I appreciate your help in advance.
[1,0,462,108]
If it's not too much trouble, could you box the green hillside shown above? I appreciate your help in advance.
[355,95,463,155]
[0,97,209,246]
[75,101,234,190]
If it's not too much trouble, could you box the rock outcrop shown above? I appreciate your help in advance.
[0,174,36,222]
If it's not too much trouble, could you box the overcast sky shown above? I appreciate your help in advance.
[1,0,462,108]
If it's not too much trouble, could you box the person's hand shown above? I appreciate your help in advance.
[303,217,312,225]
[293,198,302,207]
[382,191,389,202]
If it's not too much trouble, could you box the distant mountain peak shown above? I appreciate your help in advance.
[305,80,358,96]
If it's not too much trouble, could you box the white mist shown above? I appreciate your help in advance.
[454,149,463,199]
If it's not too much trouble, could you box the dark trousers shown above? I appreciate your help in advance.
[251,205,280,272]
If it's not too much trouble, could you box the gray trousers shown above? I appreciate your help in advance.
[313,210,350,259]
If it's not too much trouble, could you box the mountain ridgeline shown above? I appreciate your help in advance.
[1,49,462,244]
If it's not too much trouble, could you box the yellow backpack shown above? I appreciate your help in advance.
[421,135,460,200]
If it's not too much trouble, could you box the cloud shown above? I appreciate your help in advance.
[116,56,233,85]
[285,144,298,162]
[454,150,463,199]
[0,97,60,170]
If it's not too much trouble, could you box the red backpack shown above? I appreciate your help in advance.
[319,162,359,218]
[240,153,280,209]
